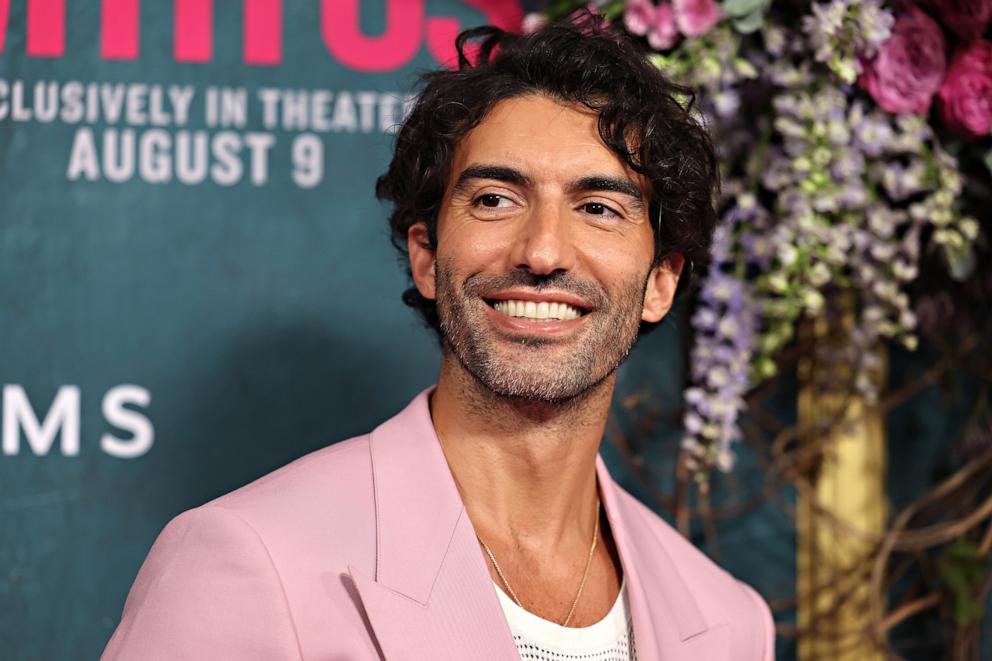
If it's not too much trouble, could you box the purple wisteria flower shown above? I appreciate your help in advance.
[803,0,894,83]
[681,210,760,474]
[589,0,985,478]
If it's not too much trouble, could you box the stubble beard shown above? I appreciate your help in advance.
[435,263,650,405]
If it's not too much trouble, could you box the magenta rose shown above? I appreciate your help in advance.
[859,5,947,115]
[673,0,722,37]
[938,40,992,138]
[925,0,991,42]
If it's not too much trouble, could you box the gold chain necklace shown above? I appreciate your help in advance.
[476,496,600,628]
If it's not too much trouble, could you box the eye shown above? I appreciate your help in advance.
[581,202,622,219]
[473,193,514,209]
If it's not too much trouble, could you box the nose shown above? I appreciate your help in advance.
[509,201,576,276]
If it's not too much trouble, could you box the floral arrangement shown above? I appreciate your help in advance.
[532,0,990,479]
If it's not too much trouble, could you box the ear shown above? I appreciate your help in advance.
[408,222,437,301]
[642,253,685,323]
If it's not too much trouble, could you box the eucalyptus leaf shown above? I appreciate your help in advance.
[721,0,767,17]
[733,8,766,33]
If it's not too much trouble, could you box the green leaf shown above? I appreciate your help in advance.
[546,0,586,20]
[937,540,992,627]
[600,0,628,20]
[721,0,766,18]
[733,9,766,34]
[984,148,992,177]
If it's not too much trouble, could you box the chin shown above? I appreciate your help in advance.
[469,362,612,405]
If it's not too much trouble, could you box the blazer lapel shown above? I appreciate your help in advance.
[346,389,728,661]
[347,390,519,660]
[595,456,730,661]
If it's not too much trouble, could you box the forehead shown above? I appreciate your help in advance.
[449,94,640,185]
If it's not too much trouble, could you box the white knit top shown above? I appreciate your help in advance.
[493,578,637,661]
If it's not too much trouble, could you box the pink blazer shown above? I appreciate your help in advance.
[103,388,775,660]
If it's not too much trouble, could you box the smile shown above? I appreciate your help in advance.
[488,299,586,322]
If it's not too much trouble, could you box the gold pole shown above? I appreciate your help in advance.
[796,307,888,660]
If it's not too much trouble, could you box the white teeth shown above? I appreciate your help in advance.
[491,299,584,321]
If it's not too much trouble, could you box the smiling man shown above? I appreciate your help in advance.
[103,18,774,661]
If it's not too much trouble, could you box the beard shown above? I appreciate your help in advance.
[435,263,650,404]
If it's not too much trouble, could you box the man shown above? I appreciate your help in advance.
[103,17,774,661]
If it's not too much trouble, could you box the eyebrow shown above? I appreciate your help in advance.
[567,176,644,210]
[452,164,532,196]
[451,164,645,211]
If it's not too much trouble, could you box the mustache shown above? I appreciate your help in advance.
[460,269,607,308]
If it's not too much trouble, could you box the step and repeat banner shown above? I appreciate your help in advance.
[0,2,800,659]
[0,2,531,658]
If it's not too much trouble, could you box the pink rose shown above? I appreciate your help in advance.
[648,3,680,49]
[625,0,656,35]
[522,13,547,35]
[938,40,992,138]
[859,5,948,115]
[625,0,680,49]
[925,0,991,42]
[673,0,722,37]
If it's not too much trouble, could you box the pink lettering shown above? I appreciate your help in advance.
[27,0,64,57]
[244,0,281,65]
[2,0,525,70]
[174,0,211,63]
[0,0,8,53]
[320,0,423,73]
[427,0,523,68]
[102,0,139,60]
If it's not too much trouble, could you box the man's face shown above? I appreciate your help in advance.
[408,94,681,403]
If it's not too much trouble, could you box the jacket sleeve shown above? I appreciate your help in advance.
[101,506,303,661]
[739,581,776,661]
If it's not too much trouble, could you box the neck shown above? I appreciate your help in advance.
[429,350,615,556]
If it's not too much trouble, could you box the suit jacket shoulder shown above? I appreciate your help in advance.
[207,433,377,574]
[103,434,383,661]
[607,481,775,660]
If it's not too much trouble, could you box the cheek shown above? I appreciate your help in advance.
[438,221,518,272]
[577,235,654,287]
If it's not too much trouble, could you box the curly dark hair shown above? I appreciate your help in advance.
[376,15,719,335]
